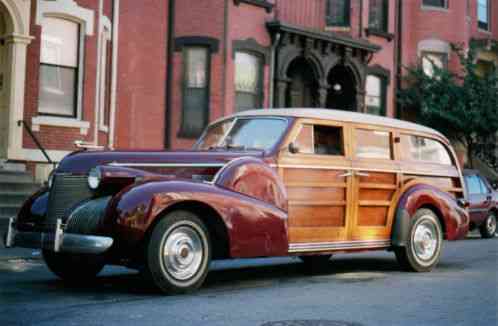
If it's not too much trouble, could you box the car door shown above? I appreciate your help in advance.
[350,126,400,244]
[465,174,488,224]
[277,119,353,252]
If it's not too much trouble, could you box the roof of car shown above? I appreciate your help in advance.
[221,108,446,139]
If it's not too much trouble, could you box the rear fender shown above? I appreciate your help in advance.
[392,183,469,246]
[105,180,288,258]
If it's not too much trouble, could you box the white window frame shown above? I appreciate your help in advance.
[98,20,112,132]
[33,0,94,134]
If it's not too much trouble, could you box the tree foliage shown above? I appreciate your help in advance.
[399,44,498,165]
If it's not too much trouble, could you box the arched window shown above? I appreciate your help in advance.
[39,17,80,117]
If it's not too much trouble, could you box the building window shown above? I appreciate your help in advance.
[39,17,80,117]
[235,52,263,112]
[477,0,490,30]
[365,75,386,116]
[422,0,447,8]
[326,0,351,27]
[369,0,388,32]
[181,47,210,138]
[421,51,448,77]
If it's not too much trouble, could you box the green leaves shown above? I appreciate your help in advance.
[399,43,498,164]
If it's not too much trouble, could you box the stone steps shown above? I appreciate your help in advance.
[0,167,41,234]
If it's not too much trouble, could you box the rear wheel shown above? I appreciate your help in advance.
[479,213,496,239]
[42,250,105,282]
[394,209,443,272]
[145,211,211,294]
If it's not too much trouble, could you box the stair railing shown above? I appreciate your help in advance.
[17,120,57,169]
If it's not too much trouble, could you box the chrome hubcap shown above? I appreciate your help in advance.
[163,226,203,281]
[487,215,496,235]
[413,220,438,261]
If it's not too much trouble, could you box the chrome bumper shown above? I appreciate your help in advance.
[4,218,113,255]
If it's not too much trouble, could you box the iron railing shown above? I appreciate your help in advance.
[18,120,56,169]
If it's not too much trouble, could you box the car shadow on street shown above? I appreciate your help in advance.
[18,255,411,298]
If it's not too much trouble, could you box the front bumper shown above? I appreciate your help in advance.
[4,218,113,254]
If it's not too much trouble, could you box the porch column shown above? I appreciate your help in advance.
[318,80,330,108]
[6,35,32,160]
[275,79,289,108]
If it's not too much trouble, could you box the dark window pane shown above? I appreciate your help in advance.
[369,0,388,32]
[181,47,209,137]
[314,125,344,156]
[235,92,258,112]
[182,88,208,137]
[38,64,77,116]
[423,0,446,8]
[326,0,351,27]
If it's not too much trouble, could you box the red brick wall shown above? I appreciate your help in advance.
[114,0,168,149]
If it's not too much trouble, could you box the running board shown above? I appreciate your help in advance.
[289,240,391,253]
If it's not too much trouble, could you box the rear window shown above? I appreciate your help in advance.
[355,129,392,160]
[401,135,452,165]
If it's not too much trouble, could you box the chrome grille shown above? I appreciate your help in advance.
[45,174,92,230]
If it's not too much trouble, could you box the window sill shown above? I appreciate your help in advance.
[99,125,109,133]
[420,5,449,12]
[32,116,90,135]
[365,28,394,42]
[477,28,492,35]
[324,26,351,32]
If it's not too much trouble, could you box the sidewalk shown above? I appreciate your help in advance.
[0,233,41,261]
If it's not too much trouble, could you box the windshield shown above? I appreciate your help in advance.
[195,117,288,151]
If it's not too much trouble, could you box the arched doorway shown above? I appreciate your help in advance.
[326,64,357,111]
[286,57,319,108]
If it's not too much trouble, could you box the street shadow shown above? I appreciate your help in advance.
[12,255,407,298]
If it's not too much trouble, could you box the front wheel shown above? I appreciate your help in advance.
[479,213,496,239]
[42,250,105,282]
[394,209,443,272]
[145,211,211,294]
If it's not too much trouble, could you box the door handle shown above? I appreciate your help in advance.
[338,171,353,178]
[355,171,370,177]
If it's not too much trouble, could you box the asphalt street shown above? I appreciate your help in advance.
[0,235,496,326]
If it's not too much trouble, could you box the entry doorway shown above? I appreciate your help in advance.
[286,58,319,108]
[327,65,357,111]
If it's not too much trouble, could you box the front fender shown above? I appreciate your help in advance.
[104,179,288,258]
[392,184,469,247]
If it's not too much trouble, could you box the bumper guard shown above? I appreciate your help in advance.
[4,218,113,255]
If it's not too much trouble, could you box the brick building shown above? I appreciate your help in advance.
[0,0,496,182]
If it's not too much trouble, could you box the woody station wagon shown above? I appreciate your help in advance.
[4,109,470,294]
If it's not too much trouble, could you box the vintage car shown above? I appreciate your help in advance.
[4,109,469,294]
[463,169,497,238]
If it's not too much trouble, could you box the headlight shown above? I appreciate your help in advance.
[88,167,102,190]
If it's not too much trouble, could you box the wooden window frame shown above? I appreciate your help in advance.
[325,0,351,28]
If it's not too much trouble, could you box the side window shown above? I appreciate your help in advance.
[466,175,484,194]
[477,176,490,193]
[293,124,344,156]
[401,135,452,165]
[356,129,391,159]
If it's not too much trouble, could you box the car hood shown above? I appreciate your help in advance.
[56,149,266,174]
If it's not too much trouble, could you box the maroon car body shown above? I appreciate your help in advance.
[5,109,469,293]
[463,169,497,238]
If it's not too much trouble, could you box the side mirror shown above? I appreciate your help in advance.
[288,142,300,154]
[491,182,498,190]
[457,198,469,209]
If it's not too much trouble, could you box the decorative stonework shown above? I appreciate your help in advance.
[36,0,95,35]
